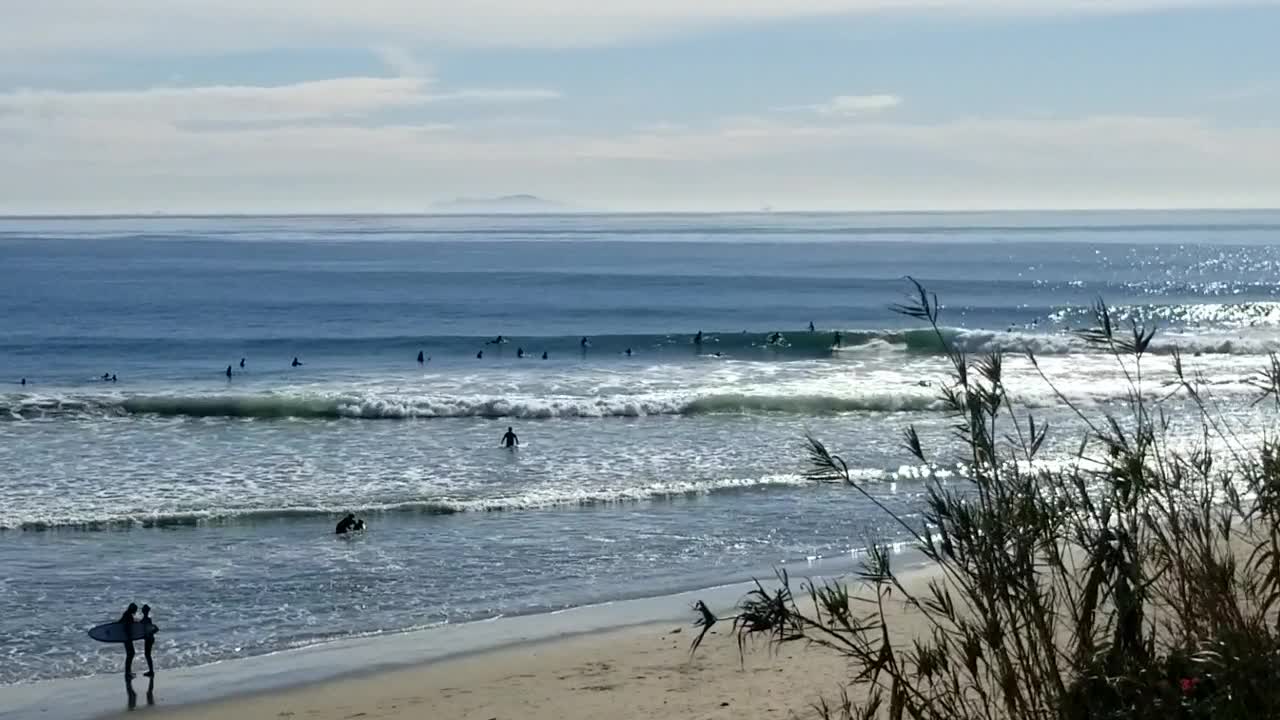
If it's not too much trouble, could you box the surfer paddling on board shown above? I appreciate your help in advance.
[119,603,138,679]
[501,426,519,450]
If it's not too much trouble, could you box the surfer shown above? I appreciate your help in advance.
[112,374,118,382]
[417,350,424,365]
[580,336,589,349]
[225,365,232,379]
[335,513,358,535]
[102,372,111,381]
[809,321,815,332]
[767,332,783,345]
[487,335,506,345]
[19,378,24,386]
[517,347,525,358]
[694,330,703,345]
[501,426,519,449]
[541,351,548,360]
[291,357,302,367]
[476,350,484,359]
[240,357,245,369]
[833,330,843,348]
[140,605,157,677]
[625,348,632,357]
[119,603,138,679]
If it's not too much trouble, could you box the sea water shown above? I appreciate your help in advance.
[2,210,1279,687]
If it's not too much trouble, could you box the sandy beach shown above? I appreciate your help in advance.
[96,567,939,720]
[110,622,850,720]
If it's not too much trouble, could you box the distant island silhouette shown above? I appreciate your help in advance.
[432,195,564,213]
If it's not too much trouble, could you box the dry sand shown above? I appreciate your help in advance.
[106,574,936,720]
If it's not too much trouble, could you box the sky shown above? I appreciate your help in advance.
[2,1,1279,213]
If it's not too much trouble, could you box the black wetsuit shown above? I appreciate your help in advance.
[335,516,357,534]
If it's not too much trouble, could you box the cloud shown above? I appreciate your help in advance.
[1,1,1270,54]
[374,47,431,78]
[0,77,559,129]
[780,94,903,116]
[2,100,1277,212]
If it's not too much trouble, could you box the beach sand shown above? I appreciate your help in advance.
[104,571,938,720]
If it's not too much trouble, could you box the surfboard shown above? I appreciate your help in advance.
[88,620,158,644]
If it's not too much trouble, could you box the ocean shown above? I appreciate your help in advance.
[2,210,1279,690]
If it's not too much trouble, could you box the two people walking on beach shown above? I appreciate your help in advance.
[119,603,159,679]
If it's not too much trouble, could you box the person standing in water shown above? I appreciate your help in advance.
[240,357,246,369]
[476,350,484,360]
[140,605,157,677]
[694,330,703,345]
[291,357,302,367]
[225,365,233,379]
[833,330,843,348]
[417,350,424,365]
[501,426,519,449]
[517,347,525,358]
[541,351,548,360]
[119,603,138,679]
[335,513,358,534]
[808,321,815,332]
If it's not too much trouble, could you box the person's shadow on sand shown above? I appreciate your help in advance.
[125,674,156,710]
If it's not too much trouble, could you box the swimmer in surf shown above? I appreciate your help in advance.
[225,365,232,379]
[517,347,525,358]
[476,350,484,359]
[501,426,519,449]
[487,335,506,345]
[808,321,815,332]
[542,351,548,360]
[833,331,842,348]
[240,357,245,368]
[417,351,424,364]
[335,513,358,534]
[625,348,632,357]
[694,330,703,345]
[292,357,302,367]
[580,337,589,349]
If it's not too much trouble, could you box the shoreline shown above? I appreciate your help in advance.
[1,554,933,720]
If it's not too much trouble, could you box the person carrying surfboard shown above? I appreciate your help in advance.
[119,603,138,679]
[141,605,158,677]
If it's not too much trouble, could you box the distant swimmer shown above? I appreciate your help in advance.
[487,335,506,345]
[291,357,302,367]
[541,351,548,360]
[102,372,111,381]
[625,348,633,357]
[476,350,484,359]
[580,336,590,348]
[808,321,815,332]
[240,357,245,368]
[694,330,703,345]
[501,426,519,449]
[335,513,358,535]
[112,374,118,383]
[19,378,25,386]
[517,347,525,358]
[417,351,424,365]
[225,365,233,379]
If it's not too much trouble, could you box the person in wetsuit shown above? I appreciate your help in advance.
[335,513,358,534]
[225,365,233,379]
[417,351,424,364]
[501,427,519,449]
[517,347,525,358]
[140,604,158,677]
[240,357,246,369]
[119,603,138,678]
[541,351,548,360]
[694,330,703,345]
[292,357,302,367]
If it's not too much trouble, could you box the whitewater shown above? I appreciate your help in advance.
[2,210,1280,688]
